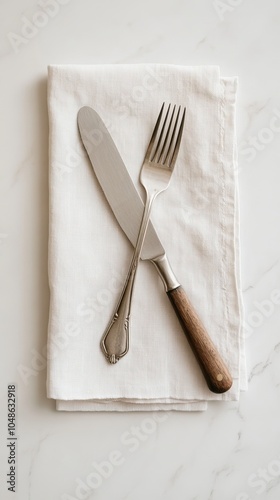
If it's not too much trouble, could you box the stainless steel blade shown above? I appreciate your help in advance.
[77,106,164,261]
[77,106,233,393]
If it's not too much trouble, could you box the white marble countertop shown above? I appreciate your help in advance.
[1,0,280,499]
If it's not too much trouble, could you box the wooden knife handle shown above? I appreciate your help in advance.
[167,286,233,394]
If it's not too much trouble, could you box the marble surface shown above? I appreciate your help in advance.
[1,0,280,498]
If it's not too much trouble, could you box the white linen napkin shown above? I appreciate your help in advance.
[47,64,246,411]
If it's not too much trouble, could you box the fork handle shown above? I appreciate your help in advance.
[101,263,135,363]
[167,286,233,394]
[101,191,157,363]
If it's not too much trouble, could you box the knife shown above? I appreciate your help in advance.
[77,106,233,394]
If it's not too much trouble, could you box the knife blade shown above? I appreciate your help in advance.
[77,106,232,394]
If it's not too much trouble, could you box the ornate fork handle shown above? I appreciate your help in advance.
[101,191,157,363]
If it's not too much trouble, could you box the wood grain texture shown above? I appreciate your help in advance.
[167,286,233,394]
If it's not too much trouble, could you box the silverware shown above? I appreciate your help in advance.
[77,106,233,393]
[101,103,185,364]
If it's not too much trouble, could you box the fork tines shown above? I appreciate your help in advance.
[146,103,186,169]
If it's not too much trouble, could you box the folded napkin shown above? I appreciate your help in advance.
[47,64,246,411]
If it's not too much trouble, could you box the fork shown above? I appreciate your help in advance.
[101,103,186,364]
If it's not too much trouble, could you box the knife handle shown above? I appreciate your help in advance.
[167,286,233,394]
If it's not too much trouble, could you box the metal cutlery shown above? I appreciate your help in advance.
[77,106,233,393]
[100,103,185,364]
